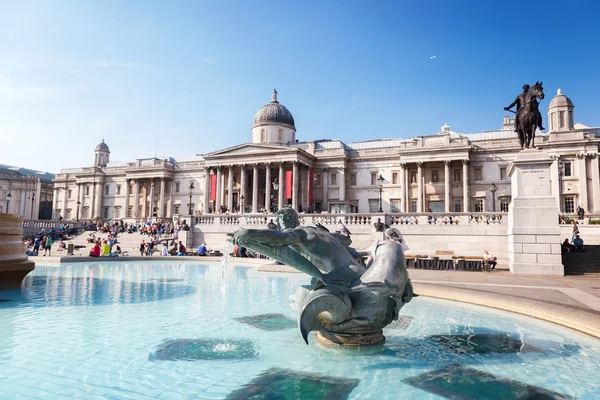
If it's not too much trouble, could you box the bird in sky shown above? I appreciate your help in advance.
[430,55,436,59]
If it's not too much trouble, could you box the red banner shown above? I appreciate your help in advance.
[285,170,293,200]
[309,168,313,206]
[210,174,217,201]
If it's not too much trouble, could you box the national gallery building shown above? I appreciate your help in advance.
[53,89,600,221]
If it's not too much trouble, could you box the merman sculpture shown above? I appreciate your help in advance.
[229,208,415,346]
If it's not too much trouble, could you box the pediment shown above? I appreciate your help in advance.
[204,143,297,158]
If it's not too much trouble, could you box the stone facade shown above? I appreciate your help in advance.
[53,89,600,221]
[0,165,54,219]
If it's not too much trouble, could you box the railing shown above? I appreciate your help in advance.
[20,220,82,229]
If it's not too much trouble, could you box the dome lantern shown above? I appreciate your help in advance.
[251,90,296,144]
[547,88,574,132]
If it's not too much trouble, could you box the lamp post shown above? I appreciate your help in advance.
[377,174,385,213]
[240,195,245,214]
[76,200,81,221]
[188,182,195,216]
[489,182,498,212]
[30,192,36,219]
[272,178,279,211]
[5,192,11,214]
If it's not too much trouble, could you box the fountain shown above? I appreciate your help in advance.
[229,208,415,346]
[0,214,34,288]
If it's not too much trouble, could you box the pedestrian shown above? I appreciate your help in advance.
[43,235,53,256]
[139,240,146,256]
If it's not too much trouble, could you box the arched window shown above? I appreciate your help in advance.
[261,129,266,142]
[278,129,283,142]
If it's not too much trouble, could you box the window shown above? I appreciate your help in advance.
[105,185,109,196]
[86,186,90,196]
[474,168,482,181]
[371,173,377,185]
[564,162,572,177]
[500,197,510,212]
[127,206,133,218]
[392,172,398,184]
[114,206,121,218]
[175,182,180,193]
[559,111,565,128]
[261,129,266,142]
[410,199,417,213]
[278,129,283,142]
[82,207,88,218]
[350,173,357,186]
[315,201,322,212]
[390,199,400,213]
[103,207,109,219]
[454,169,461,183]
[65,209,71,220]
[368,199,379,213]
[431,170,439,183]
[314,174,321,186]
[564,196,575,214]
[500,167,507,181]
[474,199,484,212]
[410,171,417,183]
[454,199,462,212]
[68,189,72,199]
[116,185,121,195]
[173,204,180,215]
[331,173,337,186]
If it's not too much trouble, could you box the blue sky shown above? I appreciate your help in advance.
[1,0,598,173]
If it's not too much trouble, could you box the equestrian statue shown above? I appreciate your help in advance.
[504,82,545,149]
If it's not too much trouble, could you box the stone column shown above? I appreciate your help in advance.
[578,154,589,213]
[240,166,247,212]
[159,178,165,218]
[304,166,311,210]
[133,180,140,219]
[292,162,299,210]
[94,182,103,219]
[265,164,272,213]
[149,179,156,218]
[417,162,423,213]
[278,163,284,210]
[90,184,96,219]
[550,158,561,210]
[227,166,234,212]
[124,179,130,218]
[52,187,58,218]
[444,160,451,212]
[338,166,345,202]
[322,168,329,212]
[77,183,82,220]
[462,160,469,212]
[252,164,259,213]
[399,163,406,213]
[216,167,222,212]
[203,167,210,214]
[591,155,600,213]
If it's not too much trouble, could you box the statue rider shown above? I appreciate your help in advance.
[504,84,544,132]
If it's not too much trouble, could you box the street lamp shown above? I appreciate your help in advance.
[377,174,385,212]
[76,200,81,221]
[489,182,498,212]
[30,192,36,219]
[188,182,195,216]
[240,195,245,214]
[6,192,11,214]
[272,179,279,211]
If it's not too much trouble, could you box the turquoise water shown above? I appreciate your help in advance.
[0,261,599,399]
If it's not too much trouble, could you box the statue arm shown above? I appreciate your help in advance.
[504,97,519,110]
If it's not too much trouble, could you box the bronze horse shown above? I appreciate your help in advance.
[517,81,544,149]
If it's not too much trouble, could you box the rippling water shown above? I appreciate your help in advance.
[0,261,599,399]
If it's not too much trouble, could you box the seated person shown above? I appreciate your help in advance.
[177,241,186,256]
[113,245,122,255]
[89,242,101,257]
[197,243,207,256]
[101,240,111,256]
[561,238,575,254]
[58,240,67,251]
[483,250,497,270]
[161,243,169,256]
[573,234,585,252]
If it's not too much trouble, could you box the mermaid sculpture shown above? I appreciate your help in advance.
[229,208,415,345]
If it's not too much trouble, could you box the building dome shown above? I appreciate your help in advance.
[95,139,110,152]
[252,89,295,130]
[548,89,574,109]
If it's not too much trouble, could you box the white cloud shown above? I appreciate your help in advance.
[430,55,436,59]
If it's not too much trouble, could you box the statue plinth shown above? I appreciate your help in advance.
[0,214,35,288]
[315,331,385,347]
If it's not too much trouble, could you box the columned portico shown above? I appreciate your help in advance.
[462,159,469,212]
[149,179,155,218]
[216,167,222,212]
[399,163,406,213]
[203,168,210,214]
[159,178,165,217]
[322,168,329,212]
[444,160,451,212]
[124,179,130,217]
[240,166,247,211]
[338,166,345,202]
[578,154,588,212]
[133,180,140,219]
[227,166,234,212]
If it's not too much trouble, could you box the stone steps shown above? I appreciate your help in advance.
[562,245,600,275]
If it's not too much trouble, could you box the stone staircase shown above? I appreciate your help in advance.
[562,245,600,275]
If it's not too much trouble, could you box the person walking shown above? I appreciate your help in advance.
[43,235,53,256]
[139,240,146,256]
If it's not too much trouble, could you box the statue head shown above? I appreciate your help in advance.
[275,207,300,230]
[522,84,530,92]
